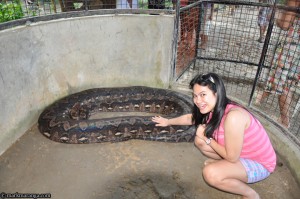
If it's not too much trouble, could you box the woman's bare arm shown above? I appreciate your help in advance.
[152,114,193,127]
[203,109,249,162]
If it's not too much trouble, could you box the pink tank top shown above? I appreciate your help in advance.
[213,104,276,172]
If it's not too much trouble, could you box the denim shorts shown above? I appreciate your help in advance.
[240,158,271,183]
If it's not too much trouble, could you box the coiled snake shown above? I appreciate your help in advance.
[38,86,195,144]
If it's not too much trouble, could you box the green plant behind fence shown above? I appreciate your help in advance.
[0,0,24,23]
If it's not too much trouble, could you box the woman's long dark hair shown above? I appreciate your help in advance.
[189,73,235,138]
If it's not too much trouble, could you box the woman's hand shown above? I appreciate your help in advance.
[196,124,206,140]
[152,116,169,127]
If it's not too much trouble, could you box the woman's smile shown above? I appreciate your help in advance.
[193,84,217,114]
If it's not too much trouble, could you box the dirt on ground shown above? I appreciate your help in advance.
[0,124,299,199]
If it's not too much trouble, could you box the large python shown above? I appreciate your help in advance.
[38,86,195,144]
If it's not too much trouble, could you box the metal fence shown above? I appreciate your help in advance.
[0,0,299,146]
[175,0,300,146]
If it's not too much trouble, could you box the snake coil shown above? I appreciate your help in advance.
[38,86,195,144]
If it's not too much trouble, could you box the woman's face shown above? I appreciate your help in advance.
[192,84,217,114]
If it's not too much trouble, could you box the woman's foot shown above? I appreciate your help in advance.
[253,92,262,105]
[242,191,260,199]
[204,158,218,166]
[254,98,261,105]
[257,37,264,43]
[277,117,290,128]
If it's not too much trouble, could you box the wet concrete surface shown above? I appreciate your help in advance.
[0,124,299,199]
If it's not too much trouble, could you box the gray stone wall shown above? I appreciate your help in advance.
[0,14,175,155]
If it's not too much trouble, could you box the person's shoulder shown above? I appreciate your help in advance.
[227,107,247,116]
[225,105,250,124]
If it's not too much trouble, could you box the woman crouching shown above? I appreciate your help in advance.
[152,73,276,199]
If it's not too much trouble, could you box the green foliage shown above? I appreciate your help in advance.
[0,0,24,23]
[73,3,83,9]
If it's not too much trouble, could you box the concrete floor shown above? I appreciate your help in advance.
[0,123,299,199]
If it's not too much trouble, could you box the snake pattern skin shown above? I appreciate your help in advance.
[38,86,195,144]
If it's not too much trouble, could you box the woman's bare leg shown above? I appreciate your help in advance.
[258,25,266,42]
[194,136,222,160]
[255,90,269,105]
[199,34,208,49]
[203,160,260,199]
[278,91,293,127]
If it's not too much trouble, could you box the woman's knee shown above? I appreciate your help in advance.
[202,164,222,186]
[194,136,206,149]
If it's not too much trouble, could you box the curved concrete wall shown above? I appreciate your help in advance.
[0,14,175,155]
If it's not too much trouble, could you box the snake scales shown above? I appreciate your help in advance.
[38,86,195,144]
